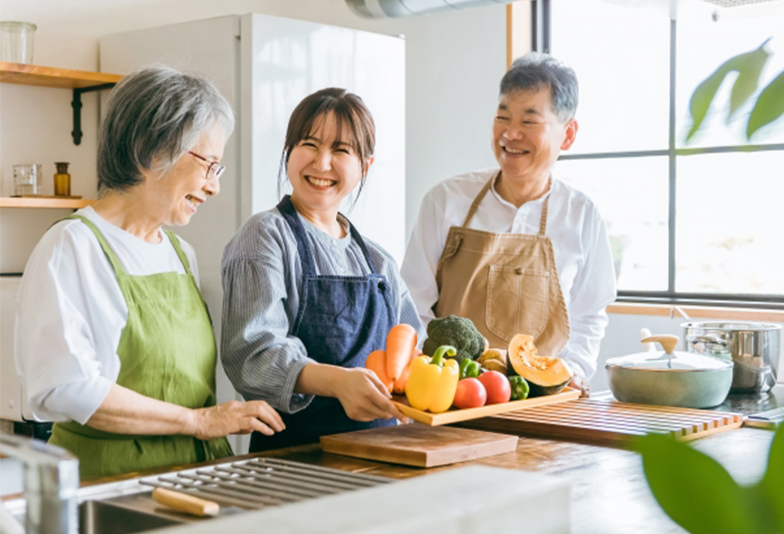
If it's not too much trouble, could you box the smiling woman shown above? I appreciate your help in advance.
[220,87,423,453]
[14,66,286,481]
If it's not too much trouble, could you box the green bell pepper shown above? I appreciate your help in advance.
[458,358,481,379]
[509,375,530,401]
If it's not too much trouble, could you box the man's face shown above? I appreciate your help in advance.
[491,87,577,185]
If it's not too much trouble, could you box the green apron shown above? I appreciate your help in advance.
[48,216,233,480]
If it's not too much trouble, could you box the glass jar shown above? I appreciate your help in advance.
[13,164,43,196]
[0,21,37,64]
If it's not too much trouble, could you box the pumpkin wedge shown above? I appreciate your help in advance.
[507,334,572,396]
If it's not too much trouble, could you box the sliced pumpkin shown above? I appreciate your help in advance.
[507,334,572,396]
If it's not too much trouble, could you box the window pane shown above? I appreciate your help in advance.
[676,5,784,147]
[551,0,670,154]
[676,150,784,295]
[555,157,669,292]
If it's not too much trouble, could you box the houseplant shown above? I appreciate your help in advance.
[636,422,783,533]
[687,38,784,142]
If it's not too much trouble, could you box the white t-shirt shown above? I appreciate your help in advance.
[14,206,199,424]
[401,169,617,380]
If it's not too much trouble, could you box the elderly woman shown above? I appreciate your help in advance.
[15,66,283,480]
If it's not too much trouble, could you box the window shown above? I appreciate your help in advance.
[544,0,784,307]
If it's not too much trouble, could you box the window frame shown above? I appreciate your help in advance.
[526,0,784,310]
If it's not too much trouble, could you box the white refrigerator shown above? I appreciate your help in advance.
[99,14,405,450]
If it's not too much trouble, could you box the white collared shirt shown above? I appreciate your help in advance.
[401,168,617,380]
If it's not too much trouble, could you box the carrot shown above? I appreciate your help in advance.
[392,348,420,394]
[385,324,417,381]
[365,349,393,393]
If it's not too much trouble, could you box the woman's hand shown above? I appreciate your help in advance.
[189,400,285,440]
[334,368,408,423]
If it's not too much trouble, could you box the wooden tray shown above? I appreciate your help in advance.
[392,387,580,426]
[320,424,519,467]
[457,398,744,446]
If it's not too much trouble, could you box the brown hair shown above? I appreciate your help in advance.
[279,88,375,199]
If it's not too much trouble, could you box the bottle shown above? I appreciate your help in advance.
[54,162,71,196]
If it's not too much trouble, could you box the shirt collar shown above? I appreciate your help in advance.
[489,172,556,211]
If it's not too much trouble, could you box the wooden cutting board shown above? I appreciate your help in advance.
[457,398,744,447]
[320,424,519,467]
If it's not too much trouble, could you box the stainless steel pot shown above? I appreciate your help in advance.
[605,334,734,409]
[682,321,781,393]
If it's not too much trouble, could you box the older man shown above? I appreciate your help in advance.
[401,53,617,395]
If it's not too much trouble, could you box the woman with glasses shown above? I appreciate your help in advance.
[15,66,284,480]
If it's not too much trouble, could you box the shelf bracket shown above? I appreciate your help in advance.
[71,83,116,146]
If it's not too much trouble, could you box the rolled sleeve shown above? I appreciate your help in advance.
[220,255,315,414]
[559,211,617,380]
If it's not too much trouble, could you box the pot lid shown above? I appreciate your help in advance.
[605,334,734,372]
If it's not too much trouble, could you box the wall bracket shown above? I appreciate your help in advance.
[71,83,116,145]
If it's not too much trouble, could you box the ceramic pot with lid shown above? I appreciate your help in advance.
[605,334,734,409]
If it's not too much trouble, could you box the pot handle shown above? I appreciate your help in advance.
[686,333,728,346]
[641,334,679,353]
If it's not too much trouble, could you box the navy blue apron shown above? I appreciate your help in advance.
[250,196,398,452]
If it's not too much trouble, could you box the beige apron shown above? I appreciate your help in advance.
[434,172,570,357]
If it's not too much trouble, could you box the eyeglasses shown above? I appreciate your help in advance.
[188,151,226,181]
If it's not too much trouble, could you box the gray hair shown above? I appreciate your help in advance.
[500,52,579,122]
[97,66,235,192]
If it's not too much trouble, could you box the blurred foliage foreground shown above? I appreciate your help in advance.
[636,422,783,533]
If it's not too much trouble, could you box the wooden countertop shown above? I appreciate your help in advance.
[11,425,770,533]
[237,426,774,534]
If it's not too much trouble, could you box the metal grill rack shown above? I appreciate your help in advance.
[140,458,392,510]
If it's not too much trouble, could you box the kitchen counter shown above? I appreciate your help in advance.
[257,425,774,534]
[3,418,776,533]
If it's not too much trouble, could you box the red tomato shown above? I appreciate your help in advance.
[478,371,512,404]
[453,378,487,409]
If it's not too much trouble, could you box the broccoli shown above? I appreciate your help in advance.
[422,315,486,362]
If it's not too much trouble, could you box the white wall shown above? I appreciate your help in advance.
[0,0,506,240]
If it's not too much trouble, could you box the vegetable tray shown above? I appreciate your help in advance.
[392,387,580,426]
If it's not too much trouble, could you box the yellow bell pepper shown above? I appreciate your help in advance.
[405,345,460,413]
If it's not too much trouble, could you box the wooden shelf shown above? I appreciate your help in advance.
[0,62,123,89]
[0,197,93,209]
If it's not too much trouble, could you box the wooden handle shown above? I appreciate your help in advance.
[641,334,680,353]
[152,487,219,517]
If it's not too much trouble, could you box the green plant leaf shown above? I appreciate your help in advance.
[687,63,733,142]
[636,434,755,534]
[728,40,770,120]
[747,69,784,139]
[757,423,784,529]
[686,40,771,142]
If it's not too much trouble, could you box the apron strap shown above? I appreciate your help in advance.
[56,215,128,277]
[346,223,380,275]
[163,229,194,275]
[538,194,550,237]
[463,172,551,237]
[277,196,318,277]
[277,195,380,276]
[461,171,499,228]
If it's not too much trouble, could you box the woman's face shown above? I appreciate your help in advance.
[287,112,369,215]
[148,122,226,227]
